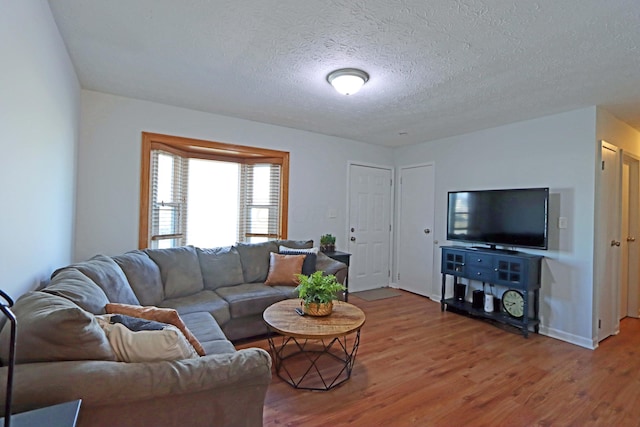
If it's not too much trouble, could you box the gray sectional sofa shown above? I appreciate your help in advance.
[0,240,347,427]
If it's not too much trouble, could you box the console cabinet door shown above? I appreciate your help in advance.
[442,249,466,276]
[493,257,526,288]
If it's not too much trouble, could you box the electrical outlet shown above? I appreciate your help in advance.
[558,217,568,229]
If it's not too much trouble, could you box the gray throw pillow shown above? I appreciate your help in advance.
[43,268,110,314]
[235,241,278,283]
[109,314,167,331]
[145,246,205,299]
[197,246,245,290]
[0,292,116,364]
[113,250,164,306]
[280,249,317,276]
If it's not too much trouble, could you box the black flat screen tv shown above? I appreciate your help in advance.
[446,187,549,250]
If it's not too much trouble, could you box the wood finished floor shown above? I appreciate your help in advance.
[237,290,640,427]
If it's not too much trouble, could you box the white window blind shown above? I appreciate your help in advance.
[149,150,281,248]
[150,150,188,248]
[239,163,282,242]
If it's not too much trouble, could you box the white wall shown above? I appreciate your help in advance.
[0,1,80,298]
[76,90,394,260]
[597,108,640,155]
[394,107,598,348]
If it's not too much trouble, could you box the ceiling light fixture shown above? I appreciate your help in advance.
[326,68,369,95]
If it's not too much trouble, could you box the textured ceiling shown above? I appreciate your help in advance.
[48,0,640,147]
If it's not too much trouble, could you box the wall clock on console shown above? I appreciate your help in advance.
[502,290,524,319]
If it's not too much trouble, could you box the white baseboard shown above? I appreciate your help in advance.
[538,325,596,350]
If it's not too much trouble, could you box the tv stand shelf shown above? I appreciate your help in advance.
[440,246,542,338]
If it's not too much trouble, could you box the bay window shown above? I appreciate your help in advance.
[139,132,289,249]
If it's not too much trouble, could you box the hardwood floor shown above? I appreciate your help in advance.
[237,290,640,426]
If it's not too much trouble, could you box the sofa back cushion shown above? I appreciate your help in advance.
[113,250,164,306]
[0,292,116,364]
[43,268,110,314]
[196,246,245,290]
[276,239,313,249]
[235,241,278,283]
[52,254,140,305]
[145,246,204,299]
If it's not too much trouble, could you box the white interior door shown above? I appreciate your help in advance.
[348,164,392,292]
[397,164,436,298]
[621,159,630,319]
[596,141,622,342]
[622,154,640,319]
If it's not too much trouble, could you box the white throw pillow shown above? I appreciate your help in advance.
[279,245,319,254]
[97,316,198,362]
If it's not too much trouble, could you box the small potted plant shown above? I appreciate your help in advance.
[320,233,336,252]
[295,271,346,316]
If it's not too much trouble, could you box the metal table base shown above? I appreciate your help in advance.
[267,330,361,391]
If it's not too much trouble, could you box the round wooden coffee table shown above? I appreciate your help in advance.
[263,299,366,391]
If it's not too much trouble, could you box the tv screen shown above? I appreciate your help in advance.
[447,187,549,250]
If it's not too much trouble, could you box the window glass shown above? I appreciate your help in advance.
[187,158,239,248]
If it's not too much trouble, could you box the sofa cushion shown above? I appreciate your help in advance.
[159,290,231,326]
[113,250,164,306]
[105,303,206,356]
[145,246,205,299]
[264,253,305,286]
[43,268,111,314]
[222,314,270,341]
[201,340,237,355]
[96,316,198,363]
[215,283,286,318]
[277,239,314,249]
[235,241,278,283]
[179,312,236,355]
[270,285,299,299]
[279,246,318,276]
[316,251,348,281]
[0,292,116,364]
[196,246,245,290]
[53,254,140,305]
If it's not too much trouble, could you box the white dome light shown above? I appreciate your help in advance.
[327,68,369,95]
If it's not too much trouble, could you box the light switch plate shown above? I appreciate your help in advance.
[558,217,568,229]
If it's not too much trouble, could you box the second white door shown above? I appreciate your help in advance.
[397,164,436,298]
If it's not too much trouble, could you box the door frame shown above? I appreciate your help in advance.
[395,162,437,298]
[346,161,395,289]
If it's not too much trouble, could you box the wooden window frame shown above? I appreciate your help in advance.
[139,132,289,249]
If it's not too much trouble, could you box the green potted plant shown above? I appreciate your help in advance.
[320,233,336,252]
[295,271,346,316]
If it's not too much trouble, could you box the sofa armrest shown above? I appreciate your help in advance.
[1,348,271,427]
[315,252,348,285]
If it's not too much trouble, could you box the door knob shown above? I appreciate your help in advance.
[611,240,621,247]
[424,228,431,234]
[627,237,636,242]
[350,236,356,242]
